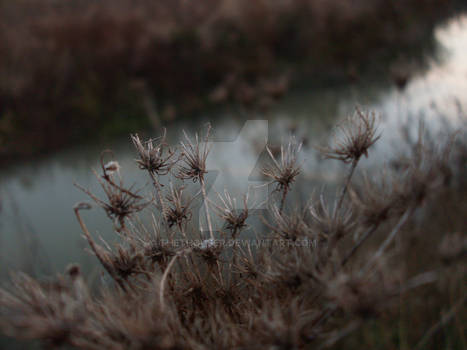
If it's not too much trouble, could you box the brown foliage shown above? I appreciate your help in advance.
[1,114,466,349]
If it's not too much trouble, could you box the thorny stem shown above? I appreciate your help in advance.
[73,203,126,291]
[336,158,358,213]
[200,177,214,240]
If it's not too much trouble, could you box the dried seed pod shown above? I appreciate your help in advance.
[318,108,380,164]
[262,136,302,192]
[75,161,152,231]
[211,190,249,237]
[131,131,177,176]
[164,183,194,230]
[176,125,211,183]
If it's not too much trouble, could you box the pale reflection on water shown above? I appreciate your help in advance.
[0,14,466,278]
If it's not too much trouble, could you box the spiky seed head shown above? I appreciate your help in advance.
[176,124,211,183]
[262,136,302,191]
[319,108,380,164]
[131,132,176,176]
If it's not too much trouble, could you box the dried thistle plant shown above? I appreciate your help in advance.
[130,218,176,271]
[319,108,381,211]
[131,131,177,176]
[211,189,249,238]
[309,194,356,256]
[1,119,465,350]
[319,108,380,164]
[176,125,211,183]
[266,205,310,242]
[75,156,152,231]
[348,172,396,227]
[131,132,178,223]
[177,124,214,239]
[262,136,302,212]
[164,183,194,233]
[73,203,148,291]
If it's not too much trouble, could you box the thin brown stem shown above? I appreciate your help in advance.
[336,159,358,213]
[73,203,126,291]
[159,253,180,311]
[279,187,289,214]
[200,177,214,240]
[150,172,168,221]
[341,224,379,267]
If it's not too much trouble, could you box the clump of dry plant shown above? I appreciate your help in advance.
[163,183,193,232]
[1,113,465,349]
[74,154,152,232]
[319,108,380,164]
[211,190,249,238]
[318,107,380,212]
[263,136,302,212]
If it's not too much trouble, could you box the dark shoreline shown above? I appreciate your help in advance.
[0,1,465,164]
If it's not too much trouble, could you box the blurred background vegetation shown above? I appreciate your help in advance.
[0,0,465,161]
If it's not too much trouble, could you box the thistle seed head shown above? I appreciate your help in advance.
[131,131,177,176]
[212,190,249,237]
[164,183,193,229]
[262,136,302,191]
[319,108,380,164]
[75,165,152,231]
[176,124,211,183]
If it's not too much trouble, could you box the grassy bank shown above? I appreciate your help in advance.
[0,0,464,162]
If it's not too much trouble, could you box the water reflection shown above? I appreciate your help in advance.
[0,14,466,278]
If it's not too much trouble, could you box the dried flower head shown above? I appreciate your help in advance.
[266,205,310,242]
[233,244,261,281]
[319,108,380,163]
[75,160,152,231]
[211,190,249,237]
[348,172,396,226]
[194,238,223,267]
[262,136,302,192]
[309,194,355,241]
[176,124,211,183]
[142,239,175,269]
[131,131,177,176]
[83,231,148,282]
[164,183,193,229]
[108,244,147,280]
